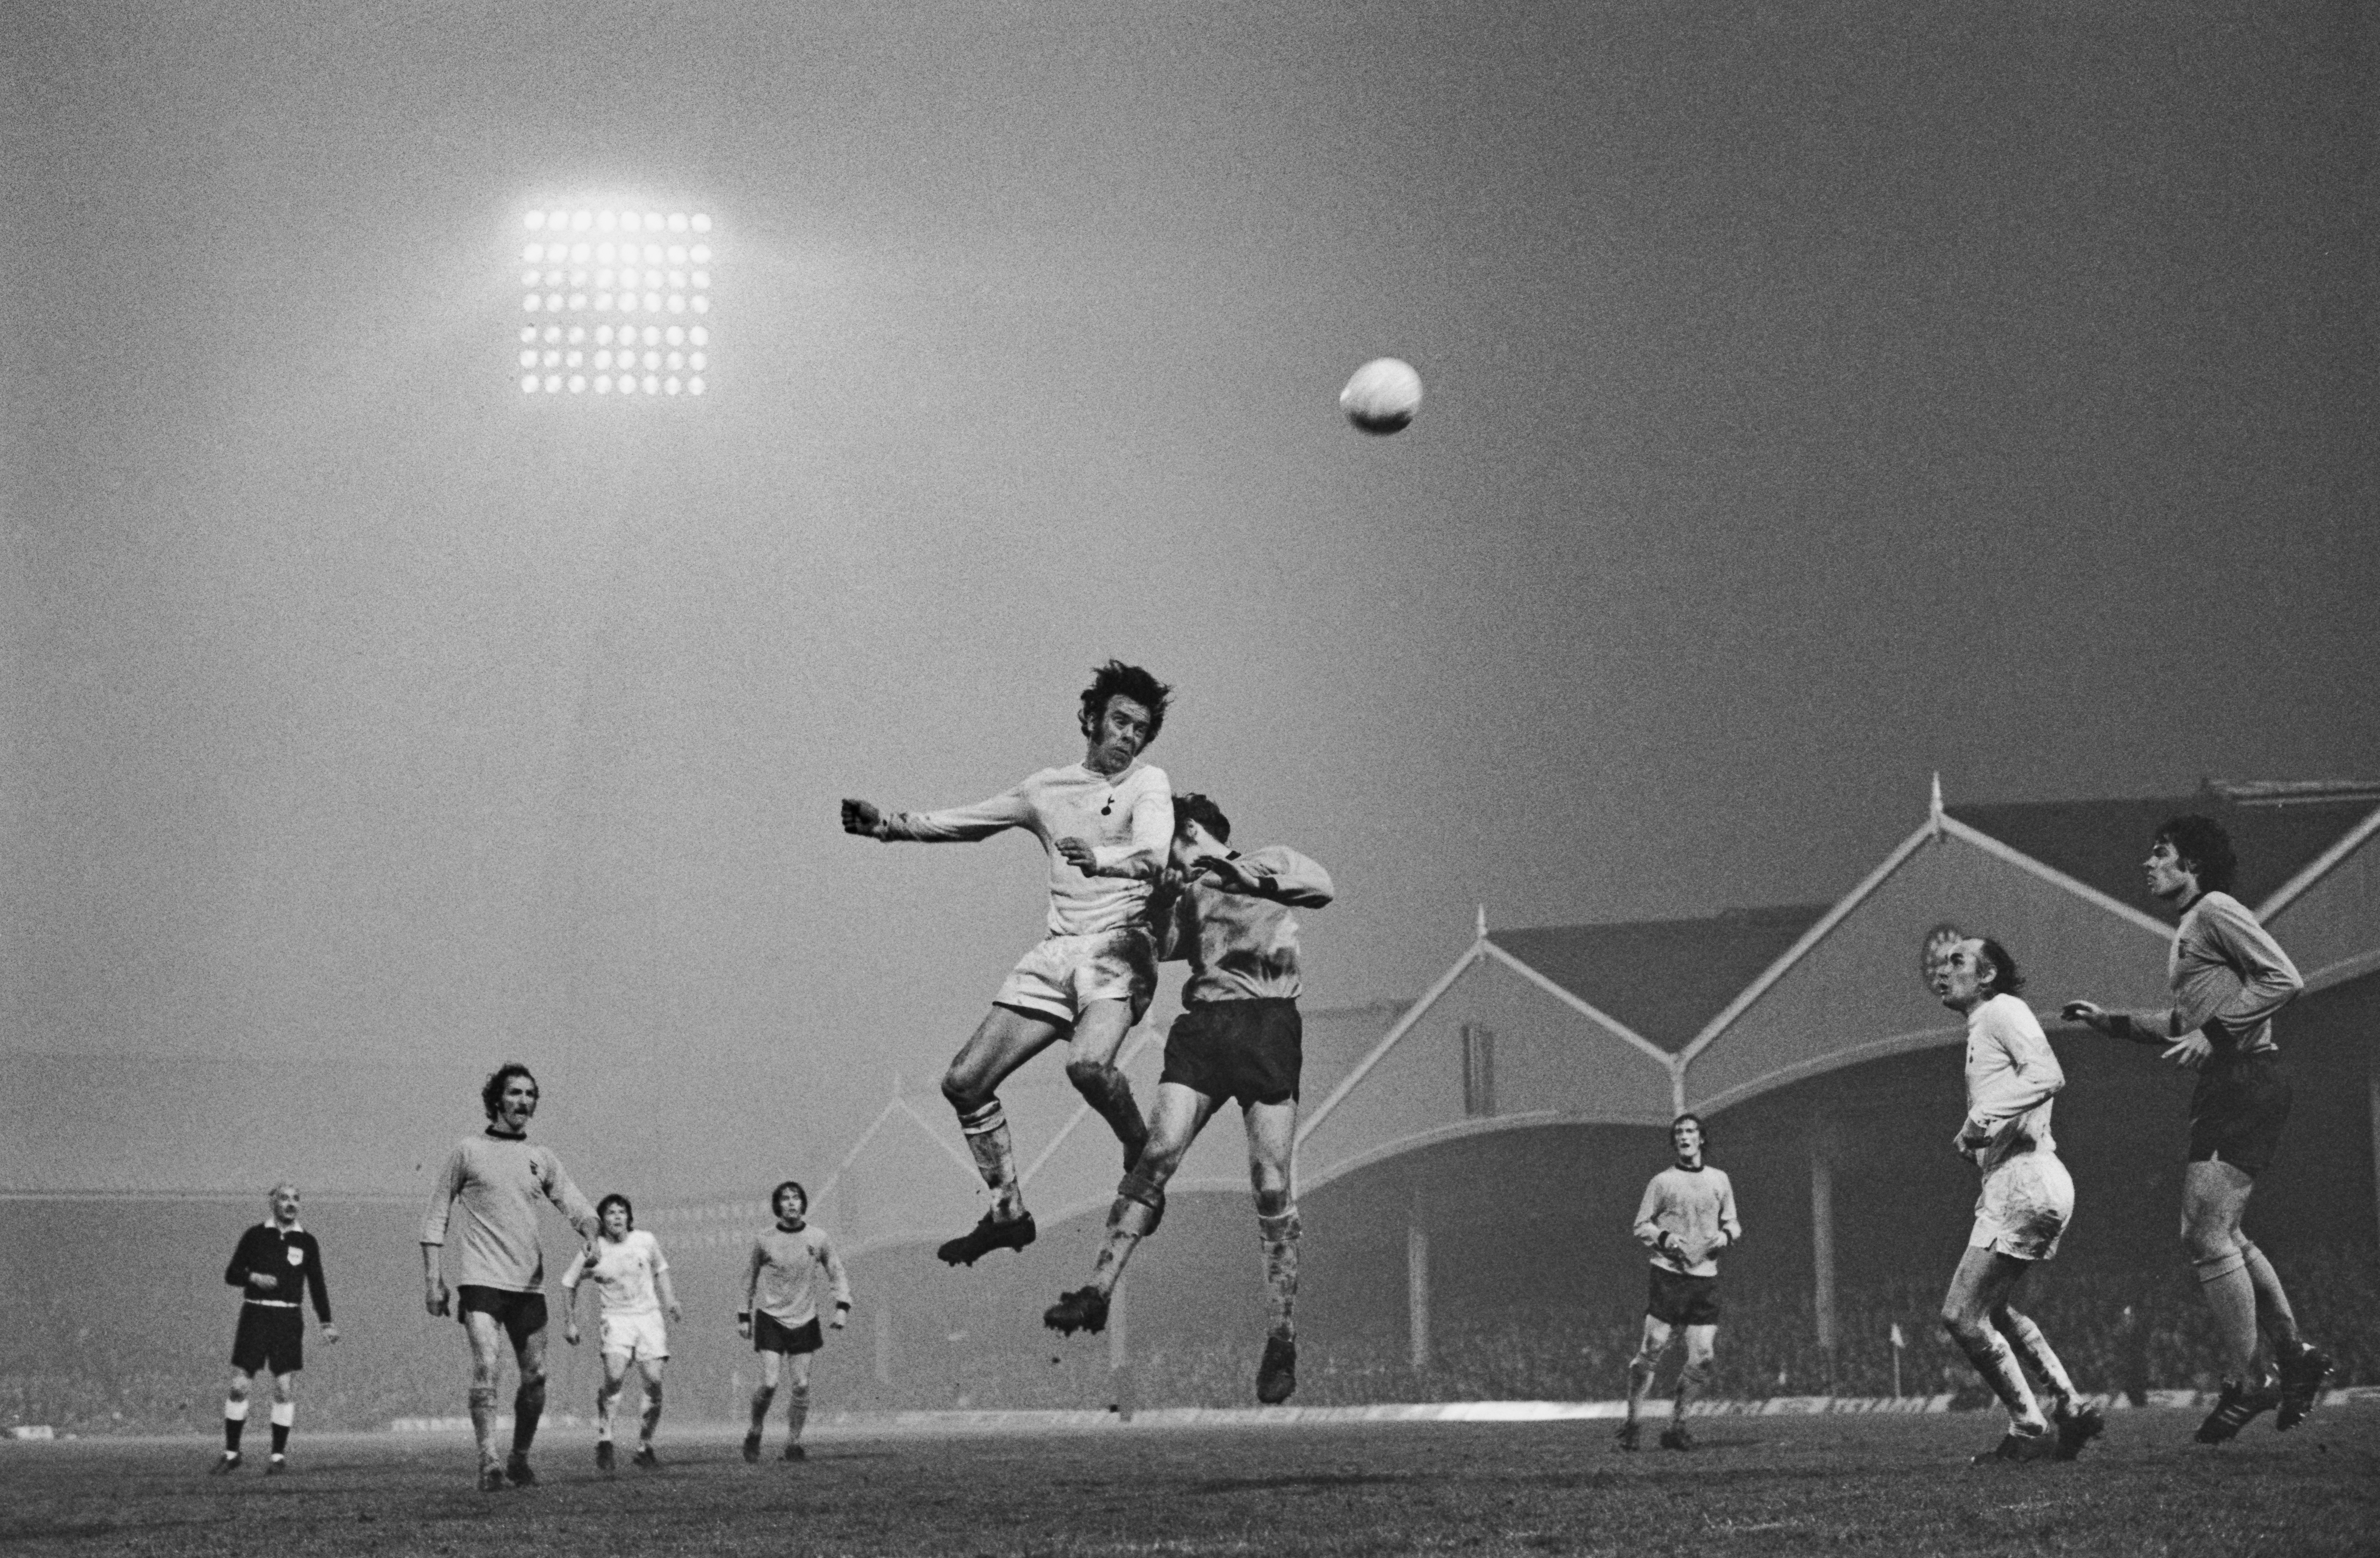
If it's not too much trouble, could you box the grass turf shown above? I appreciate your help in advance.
[1,1407,2374,1557]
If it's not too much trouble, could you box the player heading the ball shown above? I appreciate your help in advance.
[842,661,1175,1268]
[1043,792,1334,1405]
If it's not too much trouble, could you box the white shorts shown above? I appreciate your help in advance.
[993,928,1156,1024]
[1969,1150,2074,1262]
[600,1311,669,1365]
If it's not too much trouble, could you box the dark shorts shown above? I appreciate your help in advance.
[1161,999,1302,1110]
[753,1313,823,1356]
[231,1304,304,1375]
[1646,1265,1721,1328]
[2188,1050,2292,1177]
[456,1285,549,1347]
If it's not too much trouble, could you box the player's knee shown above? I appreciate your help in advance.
[1063,1057,1118,1097]
[942,1067,987,1112]
[273,1375,295,1403]
[2182,1225,2236,1265]
[1679,1359,1712,1387]
[788,1383,810,1403]
[227,1376,251,1402]
[518,1364,547,1391]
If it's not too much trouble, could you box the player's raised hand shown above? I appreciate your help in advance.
[1055,836,1099,874]
[2160,1030,2212,1070]
[841,798,884,836]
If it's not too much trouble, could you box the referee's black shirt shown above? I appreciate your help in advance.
[225,1224,332,1321]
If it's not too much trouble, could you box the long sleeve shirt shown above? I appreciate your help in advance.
[1634,1164,1740,1278]
[1155,845,1334,1005]
[225,1223,332,1321]
[2124,892,2303,1056]
[419,1130,599,1293]
[745,1223,851,1328]
[1963,993,2063,1172]
[874,762,1172,938]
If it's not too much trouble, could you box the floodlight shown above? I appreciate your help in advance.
[516,204,714,398]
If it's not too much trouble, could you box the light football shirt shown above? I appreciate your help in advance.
[563,1229,668,1318]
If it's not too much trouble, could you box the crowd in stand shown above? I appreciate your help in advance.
[8,1252,2371,1433]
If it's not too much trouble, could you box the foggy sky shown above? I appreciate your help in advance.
[5,1,2374,1195]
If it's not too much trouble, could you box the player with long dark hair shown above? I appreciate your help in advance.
[842,661,1175,1267]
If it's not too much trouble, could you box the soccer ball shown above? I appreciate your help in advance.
[1339,357,1422,435]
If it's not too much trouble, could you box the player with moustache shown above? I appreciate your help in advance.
[841,661,1175,1268]
[420,1063,600,1491]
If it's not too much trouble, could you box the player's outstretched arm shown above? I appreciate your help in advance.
[538,1152,602,1241]
[559,1258,586,1345]
[1197,846,1335,906]
[847,788,1033,844]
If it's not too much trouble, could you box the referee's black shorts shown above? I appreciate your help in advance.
[1646,1265,1721,1328]
[1160,998,1301,1110]
[2188,1050,2291,1177]
[231,1304,305,1374]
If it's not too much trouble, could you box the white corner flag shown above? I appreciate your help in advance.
[1889,1322,1906,1350]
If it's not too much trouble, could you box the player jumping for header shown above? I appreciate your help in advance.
[1616,1115,1740,1452]
[2063,815,2330,1442]
[842,661,1175,1267]
[213,1181,337,1474]
[1042,792,1333,1404]
[560,1193,681,1473]
[420,1063,600,1491]
[1927,931,2100,1463]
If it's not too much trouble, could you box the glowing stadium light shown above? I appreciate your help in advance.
[515,204,715,400]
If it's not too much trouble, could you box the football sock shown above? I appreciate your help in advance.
[467,1384,499,1460]
[512,1378,545,1456]
[1995,1310,2079,1415]
[785,1383,811,1444]
[1065,1060,1147,1165]
[1673,1359,1711,1422]
[269,1402,293,1454]
[748,1384,776,1431]
[1624,1356,1657,1421]
[1257,1208,1300,1339]
[2235,1239,2303,1352]
[958,1101,1024,1220]
[223,1397,248,1452]
[1956,1326,2044,1428]
[639,1381,663,1442]
[2192,1248,2261,1382]
[1093,1171,1168,1295]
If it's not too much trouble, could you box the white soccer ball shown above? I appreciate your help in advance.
[1339,357,1422,435]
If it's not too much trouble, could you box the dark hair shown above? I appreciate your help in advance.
[2156,814,2238,894]
[1671,1113,1705,1140]
[772,1180,808,1218]
[596,1192,634,1229]
[481,1063,538,1122]
[1077,661,1173,746]
[1973,937,2027,998]
[1172,792,1232,845]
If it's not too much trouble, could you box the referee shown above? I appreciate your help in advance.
[215,1182,336,1473]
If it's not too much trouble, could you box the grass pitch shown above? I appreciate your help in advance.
[2,1406,2373,1557]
